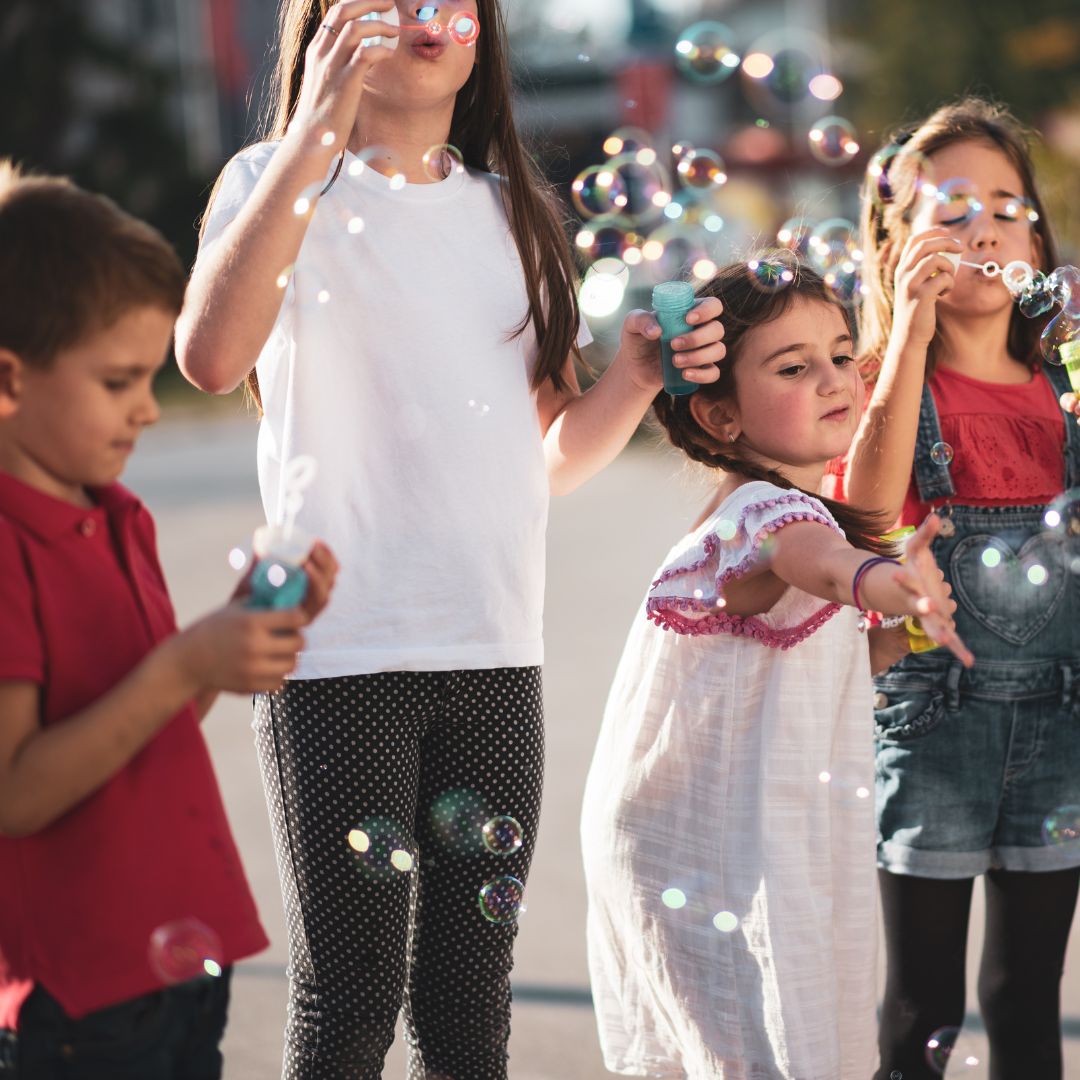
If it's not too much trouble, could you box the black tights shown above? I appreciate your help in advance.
[875,867,1080,1080]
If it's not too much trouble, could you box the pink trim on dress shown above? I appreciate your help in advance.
[647,494,844,649]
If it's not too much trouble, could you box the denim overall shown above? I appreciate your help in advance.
[874,364,1080,878]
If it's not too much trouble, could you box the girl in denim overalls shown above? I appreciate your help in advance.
[839,98,1080,1080]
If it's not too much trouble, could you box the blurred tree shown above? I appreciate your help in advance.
[0,0,210,268]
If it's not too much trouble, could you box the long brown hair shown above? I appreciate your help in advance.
[652,255,894,556]
[858,96,1058,382]
[205,0,582,410]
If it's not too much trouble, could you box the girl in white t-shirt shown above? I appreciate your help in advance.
[176,3,725,1077]
[581,256,973,1080]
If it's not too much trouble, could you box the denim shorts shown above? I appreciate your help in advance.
[875,504,1080,879]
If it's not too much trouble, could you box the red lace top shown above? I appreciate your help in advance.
[824,365,1065,528]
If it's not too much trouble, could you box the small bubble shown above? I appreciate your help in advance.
[819,770,832,783]
[389,173,406,191]
[577,53,590,63]
[693,588,704,599]
[1027,564,1048,586]
[856,786,870,799]
[317,289,330,304]
[1043,806,1080,844]
[148,918,224,985]
[715,519,737,541]
[347,818,415,877]
[227,547,247,570]
[930,441,954,467]
[661,887,687,909]
[482,816,524,856]
[266,563,288,588]
[347,216,365,234]
[807,116,860,166]
[478,876,526,923]
[981,547,1002,568]
[276,265,295,289]
[320,130,336,147]
[467,399,491,417]
[712,910,739,932]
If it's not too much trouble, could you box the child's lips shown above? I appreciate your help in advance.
[821,405,850,422]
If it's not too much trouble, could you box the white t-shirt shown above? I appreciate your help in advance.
[198,142,590,678]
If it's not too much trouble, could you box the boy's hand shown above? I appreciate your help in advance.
[893,514,974,668]
[298,540,338,623]
[174,606,307,694]
[617,296,726,393]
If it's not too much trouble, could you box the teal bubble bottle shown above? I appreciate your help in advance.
[247,525,310,610]
[652,281,698,396]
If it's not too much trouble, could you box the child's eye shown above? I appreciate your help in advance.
[104,379,131,392]
[832,354,855,366]
[777,364,804,377]
[940,215,969,227]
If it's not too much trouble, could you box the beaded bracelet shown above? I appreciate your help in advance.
[852,556,901,612]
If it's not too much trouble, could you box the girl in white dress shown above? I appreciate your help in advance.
[581,256,974,1080]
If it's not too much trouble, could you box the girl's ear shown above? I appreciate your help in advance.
[689,393,739,445]
[0,350,24,419]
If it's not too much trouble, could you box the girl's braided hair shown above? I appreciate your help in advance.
[652,253,894,556]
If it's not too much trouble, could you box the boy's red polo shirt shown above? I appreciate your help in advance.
[0,472,267,1026]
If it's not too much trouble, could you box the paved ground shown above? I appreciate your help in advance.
[125,411,1080,1079]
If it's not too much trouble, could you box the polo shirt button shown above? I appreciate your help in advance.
[80,518,97,538]
[873,692,889,710]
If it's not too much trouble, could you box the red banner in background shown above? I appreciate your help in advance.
[616,60,673,132]
[208,0,250,97]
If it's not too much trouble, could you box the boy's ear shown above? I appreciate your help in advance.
[689,393,739,445]
[0,349,25,419]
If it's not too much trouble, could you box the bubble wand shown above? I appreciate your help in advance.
[247,455,318,610]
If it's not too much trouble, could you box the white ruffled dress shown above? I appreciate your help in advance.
[581,481,878,1079]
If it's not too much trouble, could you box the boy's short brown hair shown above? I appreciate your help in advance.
[0,161,187,366]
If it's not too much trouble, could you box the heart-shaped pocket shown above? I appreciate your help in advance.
[950,532,1067,646]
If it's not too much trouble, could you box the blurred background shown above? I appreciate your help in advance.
[4,0,1080,389]
[6,3,1080,1076]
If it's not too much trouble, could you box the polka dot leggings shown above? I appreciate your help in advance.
[252,668,544,1080]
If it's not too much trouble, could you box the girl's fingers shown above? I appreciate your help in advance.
[323,0,396,29]
[670,319,725,353]
[673,341,727,370]
[624,309,661,340]
[686,296,723,324]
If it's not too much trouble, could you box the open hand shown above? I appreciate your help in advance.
[893,514,974,667]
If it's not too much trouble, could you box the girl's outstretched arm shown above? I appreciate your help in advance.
[769,513,974,667]
[539,297,725,495]
[845,228,962,522]
[176,1,397,394]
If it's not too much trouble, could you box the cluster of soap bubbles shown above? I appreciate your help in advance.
[998,260,1080,363]
[925,1027,984,1074]
[1043,805,1080,845]
[148,918,224,984]
[656,875,740,933]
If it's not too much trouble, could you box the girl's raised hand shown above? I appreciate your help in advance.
[892,228,964,350]
[617,295,726,393]
[894,514,975,668]
[1059,391,1080,425]
[289,1,399,156]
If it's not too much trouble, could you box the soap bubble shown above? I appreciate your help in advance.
[712,910,739,932]
[926,177,983,228]
[431,789,490,855]
[741,31,827,113]
[981,547,1002,569]
[347,818,416,877]
[675,147,727,190]
[661,887,688,909]
[448,12,480,46]
[746,258,795,294]
[808,116,860,166]
[148,918,224,984]
[478,876,526,923]
[925,1027,984,1074]
[227,547,247,571]
[482,816,524,856]
[930,441,954,466]
[806,218,859,276]
[776,217,814,258]
[602,126,654,159]
[575,222,642,265]
[607,154,672,224]
[1043,806,1080,844]
[1043,489,1080,539]
[571,165,624,220]
[928,440,954,466]
[292,181,323,216]
[579,258,629,319]
[639,223,713,285]
[674,22,740,84]
[421,143,465,181]
[867,143,932,210]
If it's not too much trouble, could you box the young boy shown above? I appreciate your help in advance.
[0,163,337,1079]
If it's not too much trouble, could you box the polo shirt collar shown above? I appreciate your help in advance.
[0,472,142,544]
